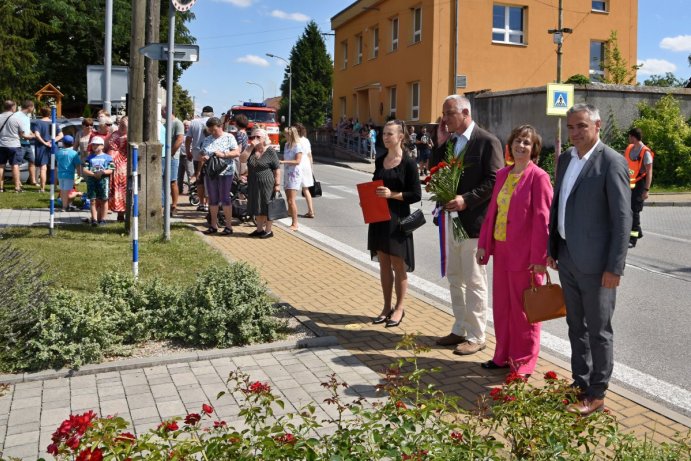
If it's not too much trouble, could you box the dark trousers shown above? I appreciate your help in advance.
[557,240,616,399]
[630,186,645,242]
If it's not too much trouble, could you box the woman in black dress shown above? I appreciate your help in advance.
[240,128,281,239]
[369,120,421,328]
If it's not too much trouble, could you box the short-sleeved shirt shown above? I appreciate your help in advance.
[0,111,23,148]
[200,133,238,176]
[56,148,81,179]
[629,144,653,165]
[186,116,210,161]
[161,118,184,159]
[31,119,52,148]
[85,152,115,173]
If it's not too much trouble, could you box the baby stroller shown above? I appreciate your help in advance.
[206,173,254,228]
[187,179,200,206]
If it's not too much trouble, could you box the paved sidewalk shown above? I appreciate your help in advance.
[0,346,380,460]
[0,203,689,459]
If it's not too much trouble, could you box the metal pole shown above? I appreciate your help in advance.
[104,0,113,114]
[49,106,57,236]
[164,0,175,241]
[131,143,139,279]
[555,0,563,174]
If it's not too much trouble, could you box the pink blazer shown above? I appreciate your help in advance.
[478,162,553,271]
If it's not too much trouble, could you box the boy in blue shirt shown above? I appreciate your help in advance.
[84,137,114,226]
[55,135,82,211]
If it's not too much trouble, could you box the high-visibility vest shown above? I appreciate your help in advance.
[624,144,654,189]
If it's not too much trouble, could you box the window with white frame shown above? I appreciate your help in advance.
[389,86,397,118]
[412,7,422,44]
[592,1,607,12]
[341,40,348,69]
[356,35,363,64]
[589,40,605,81]
[391,17,399,51]
[492,4,525,45]
[410,82,420,120]
[372,27,379,58]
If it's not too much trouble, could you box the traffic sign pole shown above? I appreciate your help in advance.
[163,0,175,241]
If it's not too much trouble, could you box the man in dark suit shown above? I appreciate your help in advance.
[432,95,504,355]
[547,103,632,416]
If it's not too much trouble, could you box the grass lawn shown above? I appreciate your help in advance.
[0,224,227,292]
[0,182,88,209]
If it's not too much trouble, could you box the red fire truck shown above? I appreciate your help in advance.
[226,102,280,152]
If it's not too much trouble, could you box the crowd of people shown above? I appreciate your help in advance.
[367,95,646,418]
[1,95,656,417]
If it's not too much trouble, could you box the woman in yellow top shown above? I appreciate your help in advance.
[476,125,553,379]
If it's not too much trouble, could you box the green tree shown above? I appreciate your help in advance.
[602,30,640,85]
[0,0,196,114]
[642,72,684,87]
[173,83,194,120]
[278,21,333,128]
[0,1,49,100]
[633,95,691,186]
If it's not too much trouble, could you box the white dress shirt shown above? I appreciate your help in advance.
[558,140,599,240]
[453,121,475,157]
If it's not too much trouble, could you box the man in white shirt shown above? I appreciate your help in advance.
[185,106,213,211]
[547,103,631,416]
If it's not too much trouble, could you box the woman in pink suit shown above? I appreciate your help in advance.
[476,125,553,379]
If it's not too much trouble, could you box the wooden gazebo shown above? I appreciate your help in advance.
[34,83,64,117]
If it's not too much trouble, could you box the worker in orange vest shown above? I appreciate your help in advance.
[624,127,654,248]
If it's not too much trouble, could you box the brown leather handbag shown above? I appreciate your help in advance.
[522,270,566,324]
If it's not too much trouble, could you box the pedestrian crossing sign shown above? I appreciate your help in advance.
[546,83,574,116]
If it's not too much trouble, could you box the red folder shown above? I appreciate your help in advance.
[357,180,391,224]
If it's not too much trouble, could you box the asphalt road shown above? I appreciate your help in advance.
[285,163,691,416]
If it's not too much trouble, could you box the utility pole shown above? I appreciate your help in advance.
[548,0,572,167]
[126,0,146,233]
[163,1,175,241]
[103,0,113,114]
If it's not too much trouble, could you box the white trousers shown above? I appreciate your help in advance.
[446,237,489,343]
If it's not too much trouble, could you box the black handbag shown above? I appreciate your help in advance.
[309,176,322,197]
[206,155,226,179]
[267,191,289,221]
[399,207,426,235]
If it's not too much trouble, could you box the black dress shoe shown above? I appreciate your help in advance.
[372,310,391,324]
[248,229,264,237]
[481,360,509,370]
[385,311,405,328]
[259,231,274,239]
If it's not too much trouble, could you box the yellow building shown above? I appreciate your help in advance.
[331,0,637,125]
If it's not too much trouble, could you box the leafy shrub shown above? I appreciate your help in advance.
[24,290,117,371]
[173,263,287,348]
[99,271,182,343]
[634,94,691,186]
[0,244,53,372]
[565,74,590,84]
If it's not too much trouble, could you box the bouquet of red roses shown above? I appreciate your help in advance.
[422,144,469,241]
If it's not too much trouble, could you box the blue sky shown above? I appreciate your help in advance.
[178,0,691,116]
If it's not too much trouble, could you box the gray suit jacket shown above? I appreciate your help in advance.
[548,141,632,275]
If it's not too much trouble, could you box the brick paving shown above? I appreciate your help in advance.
[0,203,689,459]
[0,347,381,460]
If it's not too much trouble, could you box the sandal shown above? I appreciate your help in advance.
[302,212,315,218]
[202,227,218,235]
[222,227,233,235]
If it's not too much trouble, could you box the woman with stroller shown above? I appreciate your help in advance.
[200,117,240,235]
[240,128,281,239]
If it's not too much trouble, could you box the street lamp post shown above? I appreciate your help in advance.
[246,81,265,102]
[266,53,291,126]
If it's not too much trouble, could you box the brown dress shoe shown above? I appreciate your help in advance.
[453,340,486,355]
[566,397,605,416]
[436,333,466,346]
